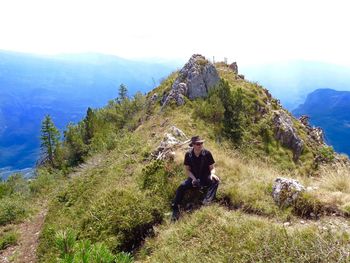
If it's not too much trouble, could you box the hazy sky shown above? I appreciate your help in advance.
[1,0,350,65]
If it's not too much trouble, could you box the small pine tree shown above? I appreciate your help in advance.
[64,123,87,166]
[83,107,97,144]
[117,84,128,103]
[217,80,245,144]
[40,115,60,167]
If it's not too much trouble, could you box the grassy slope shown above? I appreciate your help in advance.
[37,62,350,262]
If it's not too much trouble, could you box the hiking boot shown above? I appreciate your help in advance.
[171,205,180,222]
[202,199,212,206]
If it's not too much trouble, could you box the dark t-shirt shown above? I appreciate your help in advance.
[184,149,215,183]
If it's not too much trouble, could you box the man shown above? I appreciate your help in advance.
[172,136,220,221]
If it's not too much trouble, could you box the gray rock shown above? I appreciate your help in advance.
[309,127,324,145]
[152,127,189,160]
[273,110,304,161]
[299,115,324,145]
[229,62,238,74]
[162,54,220,107]
[170,126,187,138]
[272,177,305,207]
[299,115,310,127]
[150,93,158,103]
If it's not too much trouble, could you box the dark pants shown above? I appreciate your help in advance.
[173,177,219,207]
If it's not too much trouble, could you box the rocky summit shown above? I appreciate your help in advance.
[162,54,220,106]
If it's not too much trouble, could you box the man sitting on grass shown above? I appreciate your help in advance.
[172,136,220,221]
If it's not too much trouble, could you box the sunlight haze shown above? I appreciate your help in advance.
[1,0,350,65]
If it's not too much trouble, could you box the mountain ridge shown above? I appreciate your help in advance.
[1,54,350,262]
[35,55,350,261]
[293,88,350,156]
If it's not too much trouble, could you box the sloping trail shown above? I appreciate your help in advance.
[0,154,104,263]
[0,207,47,263]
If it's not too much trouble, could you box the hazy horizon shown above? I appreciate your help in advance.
[1,0,350,67]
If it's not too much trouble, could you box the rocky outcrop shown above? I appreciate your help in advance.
[229,62,238,74]
[162,54,220,107]
[299,115,324,145]
[152,126,189,160]
[150,93,158,103]
[273,110,304,161]
[272,177,305,207]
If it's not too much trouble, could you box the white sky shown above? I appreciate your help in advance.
[1,0,350,65]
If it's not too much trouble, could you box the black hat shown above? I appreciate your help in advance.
[189,136,205,147]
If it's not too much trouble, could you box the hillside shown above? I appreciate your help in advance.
[1,54,350,262]
[0,50,177,176]
[293,89,350,156]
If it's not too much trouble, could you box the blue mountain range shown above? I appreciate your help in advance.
[293,89,350,156]
[0,50,178,178]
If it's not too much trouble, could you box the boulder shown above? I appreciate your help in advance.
[272,177,305,207]
[299,115,325,145]
[162,54,220,107]
[309,127,324,145]
[152,126,189,160]
[170,126,187,138]
[273,110,304,161]
[229,62,238,74]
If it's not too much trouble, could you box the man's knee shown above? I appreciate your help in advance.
[178,179,192,190]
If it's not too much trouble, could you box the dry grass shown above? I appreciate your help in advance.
[139,205,350,263]
[310,165,350,212]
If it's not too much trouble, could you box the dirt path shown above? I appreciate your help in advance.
[0,154,105,263]
[0,208,47,263]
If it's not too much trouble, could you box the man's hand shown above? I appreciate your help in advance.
[210,174,220,182]
[192,178,200,187]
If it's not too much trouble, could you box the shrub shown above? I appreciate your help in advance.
[0,182,11,199]
[193,96,225,124]
[6,173,30,196]
[0,229,18,250]
[89,243,116,263]
[319,146,335,162]
[0,196,28,226]
[55,230,122,263]
[55,229,76,260]
[29,169,62,195]
[140,160,175,202]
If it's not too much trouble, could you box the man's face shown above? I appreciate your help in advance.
[193,142,203,150]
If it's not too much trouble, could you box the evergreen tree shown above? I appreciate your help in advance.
[64,123,87,166]
[83,107,97,144]
[117,84,128,103]
[40,115,60,167]
[217,80,245,144]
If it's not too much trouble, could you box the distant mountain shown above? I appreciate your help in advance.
[241,61,350,110]
[293,89,350,156]
[0,50,178,177]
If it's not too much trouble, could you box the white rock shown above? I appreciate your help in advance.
[272,177,305,207]
[170,126,187,138]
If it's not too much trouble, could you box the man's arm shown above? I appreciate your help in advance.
[209,164,220,182]
[185,165,197,181]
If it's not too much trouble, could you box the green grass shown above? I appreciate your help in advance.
[0,228,18,250]
[37,133,181,262]
[139,206,350,263]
